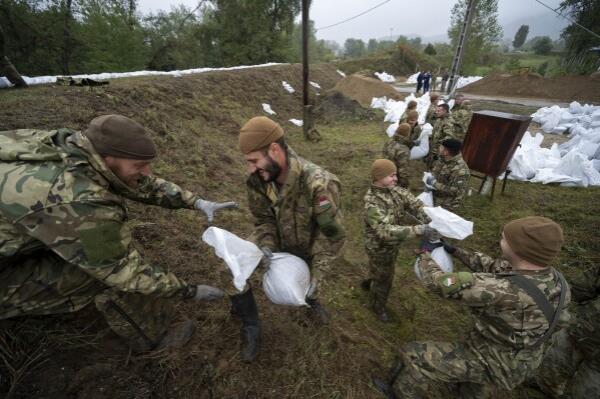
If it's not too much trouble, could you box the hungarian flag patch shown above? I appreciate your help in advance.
[318,195,331,208]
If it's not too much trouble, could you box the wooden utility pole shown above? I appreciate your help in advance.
[302,0,319,141]
[446,0,476,94]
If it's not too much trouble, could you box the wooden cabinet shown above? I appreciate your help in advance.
[462,110,532,177]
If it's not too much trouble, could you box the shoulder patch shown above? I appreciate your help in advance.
[437,272,474,297]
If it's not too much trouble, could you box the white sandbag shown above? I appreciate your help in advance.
[417,191,433,207]
[374,71,395,82]
[554,150,600,187]
[202,227,263,292]
[410,123,433,159]
[386,122,399,137]
[262,253,310,306]
[414,246,454,280]
[424,206,474,240]
[569,101,583,114]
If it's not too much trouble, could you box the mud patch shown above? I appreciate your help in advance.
[314,90,378,123]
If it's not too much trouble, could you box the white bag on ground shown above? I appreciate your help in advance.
[424,206,474,240]
[414,246,454,280]
[202,227,263,292]
[262,253,310,306]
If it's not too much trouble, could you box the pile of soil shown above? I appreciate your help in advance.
[314,90,377,123]
[459,73,600,103]
[333,74,403,107]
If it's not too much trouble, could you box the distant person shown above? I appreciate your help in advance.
[425,139,471,212]
[362,159,431,322]
[441,68,449,92]
[399,100,418,124]
[0,115,235,352]
[416,72,424,93]
[431,68,439,91]
[383,123,412,188]
[422,71,431,93]
[425,93,440,126]
[406,110,422,147]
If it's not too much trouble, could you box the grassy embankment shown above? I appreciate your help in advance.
[0,64,598,398]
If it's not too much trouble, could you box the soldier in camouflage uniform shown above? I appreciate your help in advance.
[425,93,440,126]
[399,100,418,124]
[425,139,470,212]
[452,95,473,141]
[374,216,570,398]
[406,110,422,147]
[362,159,430,321]
[236,116,346,361]
[426,103,456,168]
[383,123,412,188]
[535,262,600,398]
[0,115,236,351]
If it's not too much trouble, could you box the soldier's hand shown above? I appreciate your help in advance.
[425,175,437,187]
[193,285,224,301]
[441,239,457,254]
[420,238,443,253]
[194,198,238,223]
[259,246,273,270]
[423,226,441,242]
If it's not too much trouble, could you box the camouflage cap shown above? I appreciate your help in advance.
[406,110,419,121]
[396,123,411,137]
[504,216,564,266]
[371,159,396,181]
[84,115,156,160]
[239,116,284,154]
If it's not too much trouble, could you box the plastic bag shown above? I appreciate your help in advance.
[424,206,474,240]
[414,246,454,280]
[263,253,310,306]
[417,191,433,207]
[409,123,432,160]
[202,227,263,292]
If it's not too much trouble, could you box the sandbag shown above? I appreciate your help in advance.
[414,246,454,280]
[202,227,263,292]
[409,123,432,159]
[417,191,433,207]
[424,206,474,240]
[262,253,310,306]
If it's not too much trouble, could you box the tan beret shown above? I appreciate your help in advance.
[407,100,417,109]
[430,93,440,101]
[84,114,156,160]
[504,216,564,266]
[407,110,419,121]
[239,116,284,154]
[371,159,396,182]
[396,123,411,137]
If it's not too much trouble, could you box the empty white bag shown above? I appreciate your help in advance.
[263,253,310,306]
[414,246,454,280]
[424,206,474,240]
[202,226,263,292]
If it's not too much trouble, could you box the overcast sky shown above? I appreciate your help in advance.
[138,0,564,43]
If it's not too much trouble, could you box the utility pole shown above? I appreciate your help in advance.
[446,0,476,94]
[302,0,319,141]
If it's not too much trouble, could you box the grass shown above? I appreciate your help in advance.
[1,65,599,398]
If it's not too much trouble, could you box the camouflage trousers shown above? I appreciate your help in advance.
[0,251,174,350]
[392,339,544,398]
[366,245,399,314]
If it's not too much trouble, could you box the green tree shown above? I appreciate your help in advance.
[448,0,503,74]
[424,43,436,55]
[367,38,378,54]
[343,38,366,58]
[532,36,553,55]
[283,21,335,63]
[557,0,600,73]
[512,24,529,49]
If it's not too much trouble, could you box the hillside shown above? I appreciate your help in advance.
[1,63,599,399]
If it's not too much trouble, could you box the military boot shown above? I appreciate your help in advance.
[230,288,261,362]
[306,298,330,325]
[154,320,196,351]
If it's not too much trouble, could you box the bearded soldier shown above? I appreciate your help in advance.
[233,116,346,362]
[375,216,571,398]
[0,115,236,352]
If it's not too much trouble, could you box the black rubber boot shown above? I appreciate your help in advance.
[230,288,261,362]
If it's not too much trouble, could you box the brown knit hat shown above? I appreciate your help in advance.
[503,216,564,266]
[430,93,440,102]
[239,116,284,154]
[84,115,157,160]
[407,110,419,121]
[407,100,417,110]
[371,159,396,181]
[396,123,411,137]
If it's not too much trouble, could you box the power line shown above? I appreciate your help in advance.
[315,0,393,31]
[532,0,600,41]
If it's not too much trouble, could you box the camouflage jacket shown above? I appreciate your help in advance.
[382,135,411,188]
[430,114,456,156]
[409,124,422,148]
[451,103,473,140]
[246,146,345,277]
[417,249,571,350]
[431,153,470,211]
[363,185,429,250]
[566,263,600,353]
[0,128,199,299]
[425,104,437,126]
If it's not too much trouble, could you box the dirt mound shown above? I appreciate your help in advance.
[459,73,600,103]
[314,90,377,122]
[333,74,402,107]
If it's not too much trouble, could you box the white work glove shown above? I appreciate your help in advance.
[194,198,238,223]
[193,285,224,301]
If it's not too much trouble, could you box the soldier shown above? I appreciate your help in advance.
[383,123,412,188]
[452,94,473,140]
[425,93,440,126]
[440,68,449,92]
[399,100,418,124]
[362,159,430,322]
[535,262,600,398]
[375,216,571,398]
[426,103,455,168]
[425,139,471,212]
[0,115,237,352]
[236,116,346,361]
[406,110,422,147]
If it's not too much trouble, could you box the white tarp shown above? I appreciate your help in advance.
[374,71,395,83]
